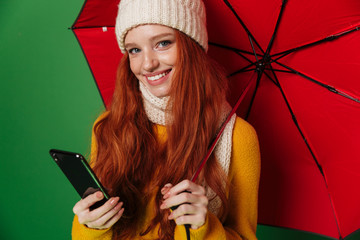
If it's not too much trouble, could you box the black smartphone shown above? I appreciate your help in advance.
[49,149,110,210]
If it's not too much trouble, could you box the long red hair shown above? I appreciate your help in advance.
[92,30,229,240]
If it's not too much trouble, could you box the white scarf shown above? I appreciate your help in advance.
[139,81,236,216]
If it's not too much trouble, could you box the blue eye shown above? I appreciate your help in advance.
[158,40,171,48]
[128,48,140,54]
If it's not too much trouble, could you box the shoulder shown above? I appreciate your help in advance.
[91,111,110,137]
[230,116,260,179]
[93,111,110,126]
[232,116,258,148]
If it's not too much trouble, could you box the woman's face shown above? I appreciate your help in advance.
[124,24,177,98]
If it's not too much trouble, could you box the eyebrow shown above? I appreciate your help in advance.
[124,42,137,50]
[150,32,174,41]
[124,32,175,49]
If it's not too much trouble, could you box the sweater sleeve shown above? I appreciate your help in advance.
[174,117,261,240]
[72,215,113,240]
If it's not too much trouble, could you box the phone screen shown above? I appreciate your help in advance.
[50,149,109,210]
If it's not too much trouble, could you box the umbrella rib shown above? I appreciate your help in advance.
[234,50,257,65]
[222,0,265,54]
[270,63,350,240]
[248,35,260,63]
[275,61,360,103]
[71,0,88,29]
[272,25,360,61]
[209,42,261,66]
[71,28,106,107]
[244,70,264,119]
[265,68,293,74]
[264,0,288,59]
[71,25,115,30]
[209,42,258,56]
[263,70,280,88]
[228,63,257,77]
[269,65,325,177]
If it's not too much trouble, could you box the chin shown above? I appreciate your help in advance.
[148,86,170,98]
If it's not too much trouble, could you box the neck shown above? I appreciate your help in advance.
[139,81,169,125]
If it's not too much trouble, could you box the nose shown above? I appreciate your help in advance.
[142,49,159,72]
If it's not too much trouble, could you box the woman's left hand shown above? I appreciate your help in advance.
[160,180,208,230]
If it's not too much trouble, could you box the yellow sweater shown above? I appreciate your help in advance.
[72,116,260,240]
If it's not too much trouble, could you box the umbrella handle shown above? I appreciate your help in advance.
[170,191,191,240]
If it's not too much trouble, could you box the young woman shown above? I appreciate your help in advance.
[72,0,260,239]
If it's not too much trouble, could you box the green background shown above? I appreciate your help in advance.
[0,0,357,239]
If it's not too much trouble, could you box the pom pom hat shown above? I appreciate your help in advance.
[115,0,208,53]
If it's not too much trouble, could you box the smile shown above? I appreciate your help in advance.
[146,70,171,81]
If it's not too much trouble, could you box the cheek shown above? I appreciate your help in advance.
[129,58,140,76]
[161,49,177,66]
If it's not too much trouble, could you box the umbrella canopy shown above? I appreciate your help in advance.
[72,0,360,239]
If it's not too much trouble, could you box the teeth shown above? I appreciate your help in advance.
[148,72,168,81]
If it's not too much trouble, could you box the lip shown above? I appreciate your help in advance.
[144,69,172,86]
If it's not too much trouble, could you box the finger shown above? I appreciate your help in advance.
[173,214,206,229]
[102,207,125,229]
[164,180,205,199]
[161,191,208,210]
[161,183,173,195]
[77,197,120,224]
[168,203,206,220]
[86,202,124,229]
[73,191,104,214]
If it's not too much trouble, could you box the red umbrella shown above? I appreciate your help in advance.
[71,0,360,239]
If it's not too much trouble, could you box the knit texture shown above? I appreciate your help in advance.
[139,81,236,216]
[72,115,260,240]
[115,0,208,53]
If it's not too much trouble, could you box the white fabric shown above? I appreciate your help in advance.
[115,0,208,53]
[139,81,236,216]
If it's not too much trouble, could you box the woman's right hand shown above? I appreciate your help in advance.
[73,191,124,229]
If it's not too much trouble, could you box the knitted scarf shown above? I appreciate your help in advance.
[139,82,236,216]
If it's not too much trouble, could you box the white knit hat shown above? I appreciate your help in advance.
[115,0,208,53]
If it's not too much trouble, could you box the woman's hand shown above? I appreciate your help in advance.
[73,191,124,229]
[160,180,208,230]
